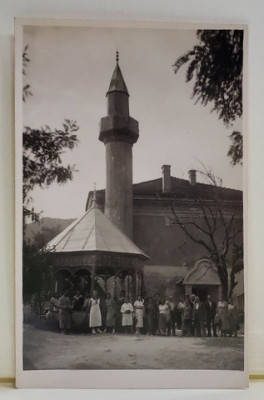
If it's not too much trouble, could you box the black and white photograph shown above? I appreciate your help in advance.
[15,19,247,388]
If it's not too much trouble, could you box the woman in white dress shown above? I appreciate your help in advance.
[88,290,102,334]
[134,295,144,335]
[120,297,134,333]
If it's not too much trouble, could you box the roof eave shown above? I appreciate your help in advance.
[51,249,149,261]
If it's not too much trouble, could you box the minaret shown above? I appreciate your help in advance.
[99,52,139,239]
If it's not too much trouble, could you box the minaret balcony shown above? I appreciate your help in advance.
[99,115,139,144]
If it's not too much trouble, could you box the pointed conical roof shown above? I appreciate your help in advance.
[47,204,148,260]
[107,58,129,95]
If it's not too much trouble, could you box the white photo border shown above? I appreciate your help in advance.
[15,17,248,389]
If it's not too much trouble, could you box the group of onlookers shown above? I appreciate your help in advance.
[179,294,239,338]
[33,290,239,337]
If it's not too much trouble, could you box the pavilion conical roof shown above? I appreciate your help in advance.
[46,204,148,260]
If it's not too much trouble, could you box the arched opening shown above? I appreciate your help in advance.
[183,259,221,302]
[55,269,73,295]
[124,274,134,301]
[74,269,91,296]
[106,275,122,298]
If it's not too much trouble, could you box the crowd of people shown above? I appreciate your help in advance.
[32,290,240,338]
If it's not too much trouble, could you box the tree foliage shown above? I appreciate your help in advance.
[23,120,79,222]
[227,131,243,166]
[170,167,243,300]
[22,46,79,304]
[22,45,32,102]
[23,240,53,302]
[229,243,243,299]
[173,30,243,165]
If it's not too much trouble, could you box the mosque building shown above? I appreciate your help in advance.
[48,53,244,310]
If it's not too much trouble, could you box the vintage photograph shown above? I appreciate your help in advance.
[17,21,245,382]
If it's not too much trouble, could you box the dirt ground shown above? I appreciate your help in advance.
[23,324,244,371]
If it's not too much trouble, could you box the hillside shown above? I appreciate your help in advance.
[24,217,76,245]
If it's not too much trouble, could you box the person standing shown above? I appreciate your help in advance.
[189,294,196,336]
[145,297,155,335]
[182,298,192,337]
[50,293,59,314]
[89,290,102,334]
[166,296,176,336]
[47,293,60,330]
[158,297,169,336]
[82,292,91,333]
[204,295,217,337]
[176,297,185,331]
[121,297,134,333]
[153,293,160,335]
[72,291,84,311]
[105,292,116,333]
[193,296,205,337]
[134,295,144,335]
[217,295,229,337]
[227,298,239,337]
[58,291,72,334]
[116,290,126,332]
[99,292,107,332]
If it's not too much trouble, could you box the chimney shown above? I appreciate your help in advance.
[188,169,196,186]
[162,165,171,193]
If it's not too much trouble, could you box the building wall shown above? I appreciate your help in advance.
[133,200,243,303]
[143,265,187,299]
[133,213,242,267]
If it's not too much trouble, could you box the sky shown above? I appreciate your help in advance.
[23,25,243,220]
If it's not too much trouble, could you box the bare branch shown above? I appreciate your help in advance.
[171,206,212,253]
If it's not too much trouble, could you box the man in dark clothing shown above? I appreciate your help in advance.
[153,293,160,334]
[166,296,176,336]
[72,291,84,311]
[204,295,217,337]
[189,293,196,336]
[193,296,206,337]
[115,290,125,332]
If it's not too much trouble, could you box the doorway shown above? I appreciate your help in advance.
[192,285,220,302]
[192,286,207,302]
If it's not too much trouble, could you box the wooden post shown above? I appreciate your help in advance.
[139,270,144,297]
[185,285,192,296]
[91,265,96,292]
[135,269,139,300]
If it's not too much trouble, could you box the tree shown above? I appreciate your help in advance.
[170,167,243,300]
[23,120,79,222]
[173,30,243,165]
[228,243,243,299]
[22,46,79,305]
[23,238,54,304]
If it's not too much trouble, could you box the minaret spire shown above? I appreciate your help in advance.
[107,52,129,97]
[99,54,139,239]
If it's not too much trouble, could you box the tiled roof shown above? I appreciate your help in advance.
[86,176,242,210]
[132,177,242,201]
[47,204,148,260]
